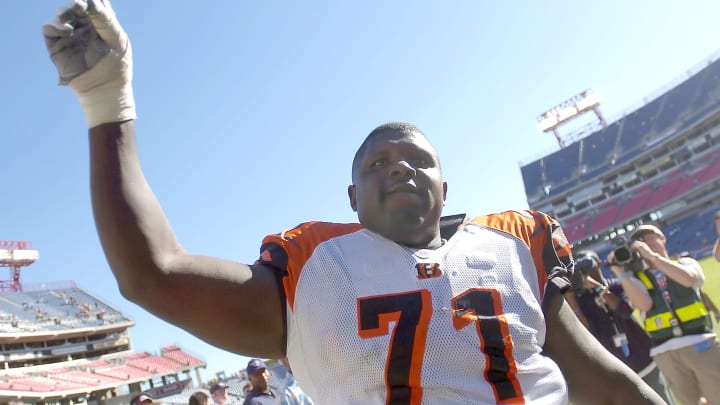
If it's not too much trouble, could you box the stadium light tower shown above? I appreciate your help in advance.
[536,89,607,148]
[0,241,39,292]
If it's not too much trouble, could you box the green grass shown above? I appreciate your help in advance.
[700,256,720,332]
[700,256,720,300]
[672,258,719,405]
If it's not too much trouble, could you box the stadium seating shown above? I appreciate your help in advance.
[127,352,189,373]
[589,200,623,235]
[580,122,620,172]
[520,160,545,201]
[161,345,205,367]
[664,205,720,257]
[0,285,131,336]
[615,183,654,224]
[5,376,87,392]
[561,213,592,242]
[46,369,122,386]
[541,141,582,197]
[654,71,705,135]
[698,155,720,184]
[642,169,686,210]
[523,55,720,247]
[617,101,662,152]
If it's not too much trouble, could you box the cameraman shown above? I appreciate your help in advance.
[565,251,673,404]
[607,224,720,405]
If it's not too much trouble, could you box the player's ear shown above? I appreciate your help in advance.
[442,181,447,206]
[348,184,357,212]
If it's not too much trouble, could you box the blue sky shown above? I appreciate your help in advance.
[3,0,720,381]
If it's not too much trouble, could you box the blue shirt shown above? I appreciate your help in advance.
[282,381,314,405]
[243,389,277,405]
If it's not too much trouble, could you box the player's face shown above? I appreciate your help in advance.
[349,129,447,247]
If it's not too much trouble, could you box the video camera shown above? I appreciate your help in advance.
[570,254,598,292]
[610,236,647,273]
[574,255,597,275]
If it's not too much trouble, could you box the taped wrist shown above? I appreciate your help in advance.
[68,40,135,128]
[77,83,135,128]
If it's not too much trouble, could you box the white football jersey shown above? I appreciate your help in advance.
[259,210,572,404]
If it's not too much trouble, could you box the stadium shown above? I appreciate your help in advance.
[521,52,720,260]
[0,241,209,405]
[3,45,720,405]
[0,242,300,405]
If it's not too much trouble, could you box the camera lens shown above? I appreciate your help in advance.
[575,256,596,273]
[614,246,631,263]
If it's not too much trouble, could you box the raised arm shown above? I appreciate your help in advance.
[44,0,285,357]
[90,121,285,357]
[606,251,654,312]
[632,240,703,288]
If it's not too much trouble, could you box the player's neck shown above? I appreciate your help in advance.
[403,236,445,250]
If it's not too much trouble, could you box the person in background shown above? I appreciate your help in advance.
[130,393,153,405]
[243,359,277,405]
[277,358,314,405]
[188,391,209,405]
[608,224,720,405]
[565,250,674,404]
[209,382,229,405]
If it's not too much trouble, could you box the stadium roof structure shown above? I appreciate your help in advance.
[0,345,206,403]
[521,50,720,257]
[535,89,607,148]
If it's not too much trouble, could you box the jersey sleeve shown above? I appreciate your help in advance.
[470,210,574,302]
[256,221,364,311]
[530,210,575,301]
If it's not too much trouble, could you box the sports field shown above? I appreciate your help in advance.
[700,255,720,332]
[668,256,718,405]
[700,256,720,296]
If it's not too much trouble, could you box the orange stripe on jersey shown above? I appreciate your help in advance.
[451,288,525,403]
[261,222,363,311]
[467,210,573,300]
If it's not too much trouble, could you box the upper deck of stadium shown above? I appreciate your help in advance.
[520,52,720,251]
[522,52,720,205]
[0,273,208,403]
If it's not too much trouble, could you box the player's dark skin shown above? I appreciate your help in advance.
[89,120,665,404]
[349,128,447,249]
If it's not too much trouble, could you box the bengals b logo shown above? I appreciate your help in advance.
[416,263,443,279]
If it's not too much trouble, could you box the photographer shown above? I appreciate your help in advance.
[607,224,720,405]
[565,251,673,404]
